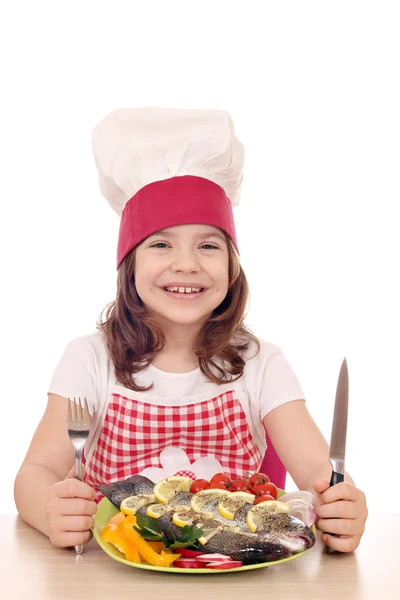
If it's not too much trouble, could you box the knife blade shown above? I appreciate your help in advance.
[325,357,349,554]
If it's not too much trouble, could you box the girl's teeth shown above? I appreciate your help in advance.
[165,287,202,293]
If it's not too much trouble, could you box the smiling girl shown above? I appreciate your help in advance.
[14,108,367,553]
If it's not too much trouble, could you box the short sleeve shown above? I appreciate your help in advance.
[258,348,305,420]
[48,338,99,413]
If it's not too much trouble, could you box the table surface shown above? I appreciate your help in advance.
[1,513,398,600]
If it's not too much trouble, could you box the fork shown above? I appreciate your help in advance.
[67,396,91,555]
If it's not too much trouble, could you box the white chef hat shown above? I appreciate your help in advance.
[92,108,244,268]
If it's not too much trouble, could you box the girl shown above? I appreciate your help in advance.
[14,108,367,553]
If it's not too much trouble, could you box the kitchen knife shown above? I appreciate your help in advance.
[326,357,349,554]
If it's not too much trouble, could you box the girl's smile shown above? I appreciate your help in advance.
[161,284,208,300]
[134,224,230,327]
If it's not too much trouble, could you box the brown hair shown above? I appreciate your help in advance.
[97,236,260,391]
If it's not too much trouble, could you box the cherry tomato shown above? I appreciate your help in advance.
[254,494,276,505]
[255,482,278,499]
[190,479,210,493]
[251,482,273,496]
[209,473,231,489]
[248,472,270,486]
[229,478,249,492]
[209,481,232,490]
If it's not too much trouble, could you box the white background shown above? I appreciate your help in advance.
[1,1,399,515]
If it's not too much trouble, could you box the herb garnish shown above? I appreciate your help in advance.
[134,514,203,550]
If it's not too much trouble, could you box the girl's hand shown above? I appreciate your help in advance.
[313,478,368,553]
[45,465,98,548]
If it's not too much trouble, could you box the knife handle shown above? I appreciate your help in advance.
[325,471,344,554]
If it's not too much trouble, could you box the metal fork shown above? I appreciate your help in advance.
[67,396,90,555]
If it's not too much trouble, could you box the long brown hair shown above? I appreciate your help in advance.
[97,235,260,391]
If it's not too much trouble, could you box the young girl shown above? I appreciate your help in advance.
[14,108,367,553]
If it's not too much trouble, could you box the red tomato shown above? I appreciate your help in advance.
[190,479,210,493]
[254,494,276,505]
[253,482,278,499]
[229,478,249,492]
[209,481,231,490]
[251,482,272,496]
[248,472,270,486]
[209,473,231,489]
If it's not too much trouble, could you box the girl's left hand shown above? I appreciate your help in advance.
[313,478,368,553]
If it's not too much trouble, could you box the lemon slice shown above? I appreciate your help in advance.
[217,491,255,520]
[146,504,169,519]
[246,500,290,532]
[172,509,214,527]
[120,494,155,516]
[191,489,230,512]
[172,510,197,528]
[197,523,222,545]
[153,476,193,504]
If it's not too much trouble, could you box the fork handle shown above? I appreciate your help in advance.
[74,448,84,555]
[75,448,83,482]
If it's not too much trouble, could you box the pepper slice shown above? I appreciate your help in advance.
[100,523,141,563]
[147,541,166,552]
[121,520,180,566]
[108,511,126,525]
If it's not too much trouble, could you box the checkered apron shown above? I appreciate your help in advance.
[84,383,263,502]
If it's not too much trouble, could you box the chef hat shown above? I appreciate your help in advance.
[92,108,244,268]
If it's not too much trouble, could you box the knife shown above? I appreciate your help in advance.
[325,357,349,554]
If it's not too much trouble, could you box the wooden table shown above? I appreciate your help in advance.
[1,514,398,600]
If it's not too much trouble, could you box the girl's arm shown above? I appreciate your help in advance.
[14,394,96,544]
[262,399,353,490]
[263,400,367,552]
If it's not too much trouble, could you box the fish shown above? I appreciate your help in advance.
[98,475,155,507]
[97,476,316,564]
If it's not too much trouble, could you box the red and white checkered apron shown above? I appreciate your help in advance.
[84,384,263,502]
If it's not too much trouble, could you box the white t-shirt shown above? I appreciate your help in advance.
[48,331,305,462]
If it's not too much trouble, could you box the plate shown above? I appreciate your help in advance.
[93,494,316,574]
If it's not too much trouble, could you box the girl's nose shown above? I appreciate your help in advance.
[170,251,200,272]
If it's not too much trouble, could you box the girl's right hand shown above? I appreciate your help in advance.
[45,465,98,548]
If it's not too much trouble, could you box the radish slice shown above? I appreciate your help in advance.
[196,553,232,562]
[206,560,243,569]
[177,549,204,558]
[174,558,204,568]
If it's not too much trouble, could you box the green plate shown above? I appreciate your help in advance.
[93,494,316,574]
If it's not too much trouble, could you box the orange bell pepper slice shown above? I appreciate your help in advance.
[124,545,141,563]
[108,511,126,525]
[100,523,141,563]
[147,541,166,552]
[121,520,180,566]
[122,515,137,526]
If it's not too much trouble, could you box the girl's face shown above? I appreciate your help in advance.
[134,224,230,329]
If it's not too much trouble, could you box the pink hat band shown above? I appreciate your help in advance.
[117,175,238,268]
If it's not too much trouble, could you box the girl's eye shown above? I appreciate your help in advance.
[150,243,218,250]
